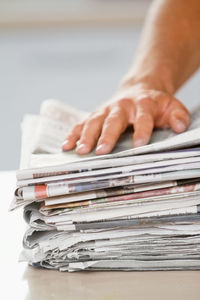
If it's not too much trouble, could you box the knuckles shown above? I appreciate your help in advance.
[84,108,109,124]
[115,98,133,109]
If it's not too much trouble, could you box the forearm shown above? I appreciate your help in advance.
[123,0,200,94]
[63,0,195,154]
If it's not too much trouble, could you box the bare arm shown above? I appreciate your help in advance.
[63,0,200,155]
[125,0,200,94]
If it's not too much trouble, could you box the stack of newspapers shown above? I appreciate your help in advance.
[11,99,200,272]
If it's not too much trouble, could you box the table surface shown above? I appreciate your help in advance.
[2,171,200,300]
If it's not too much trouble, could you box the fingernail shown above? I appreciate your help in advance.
[96,144,112,154]
[62,139,71,150]
[175,120,187,132]
[76,144,89,154]
[133,139,146,148]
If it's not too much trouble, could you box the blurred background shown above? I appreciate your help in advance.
[0,0,200,170]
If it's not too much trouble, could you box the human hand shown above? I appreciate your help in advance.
[62,82,190,155]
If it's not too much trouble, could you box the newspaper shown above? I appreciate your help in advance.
[11,99,200,272]
[41,182,200,210]
[20,224,200,271]
[24,192,200,229]
[17,99,200,180]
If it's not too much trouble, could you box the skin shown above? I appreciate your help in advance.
[62,0,200,155]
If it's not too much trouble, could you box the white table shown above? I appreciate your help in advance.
[2,171,200,300]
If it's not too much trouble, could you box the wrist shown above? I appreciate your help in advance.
[120,65,176,95]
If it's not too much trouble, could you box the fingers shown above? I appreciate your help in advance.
[168,100,190,133]
[62,95,190,156]
[96,106,129,155]
[62,123,84,151]
[63,106,128,155]
[62,111,107,154]
[76,112,107,154]
[133,105,154,148]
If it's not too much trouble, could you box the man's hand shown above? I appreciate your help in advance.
[62,0,200,156]
[62,83,190,155]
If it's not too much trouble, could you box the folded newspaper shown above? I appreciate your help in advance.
[11,99,200,272]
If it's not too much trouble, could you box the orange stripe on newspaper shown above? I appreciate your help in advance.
[35,185,48,199]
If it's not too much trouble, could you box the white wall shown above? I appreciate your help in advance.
[0,0,151,27]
